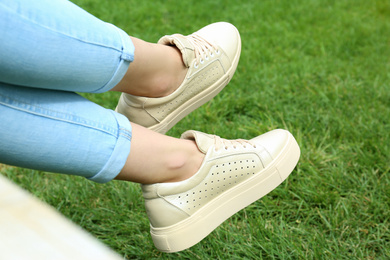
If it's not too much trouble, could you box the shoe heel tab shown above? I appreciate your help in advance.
[180,130,215,154]
[158,35,194,67]
[141,184,158,199]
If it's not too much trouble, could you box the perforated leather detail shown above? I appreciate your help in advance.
[152,61,223,120]
[166,157,262,214]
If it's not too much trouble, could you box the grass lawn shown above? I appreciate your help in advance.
[1,0,389,258]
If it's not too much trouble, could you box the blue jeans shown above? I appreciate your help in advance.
[0,0,135,183]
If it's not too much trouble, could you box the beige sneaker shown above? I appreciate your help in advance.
[142,129,301,252]
[116,22,241,134]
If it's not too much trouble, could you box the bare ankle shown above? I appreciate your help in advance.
[111,39,187,98]
[153,45,187,97]
[163,140,204,183]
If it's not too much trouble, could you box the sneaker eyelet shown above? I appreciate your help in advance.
[205,55,209,61]
[194,63,199,69]
[200,59,204,64]
[215,49,220,55]
[210,52,214,57]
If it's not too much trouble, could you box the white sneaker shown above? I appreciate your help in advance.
[141,129,301,252]
[116,22,241,134]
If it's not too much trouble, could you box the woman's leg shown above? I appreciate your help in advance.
[0,0,134,93]
[0,83,205,184]
[115,124,204,184]
[0,84,204,184]
[0,0,241,135]
[0,84,132,183]
[112,37,188,98]
[0,83,300,254]
[0,0,186,96]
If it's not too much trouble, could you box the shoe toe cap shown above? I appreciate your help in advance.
[196,22,241,61]
[251,129,292,160]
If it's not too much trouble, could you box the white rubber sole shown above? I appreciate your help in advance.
[150,131,301,252]
[149,30,242,134]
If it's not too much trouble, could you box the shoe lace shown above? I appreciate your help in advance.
[186,34,220,68]
[214,136,256,151]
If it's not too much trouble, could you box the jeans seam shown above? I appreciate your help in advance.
[119,127,132,141]
[0,94,119,138]
[0,2,124,54]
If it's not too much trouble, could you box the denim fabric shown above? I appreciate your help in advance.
[0,85,132,183]
[0,0,135,182]
[0,0,134,93]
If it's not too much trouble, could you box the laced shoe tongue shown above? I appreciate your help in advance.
[158,34,195,67]
[180,130,215,153]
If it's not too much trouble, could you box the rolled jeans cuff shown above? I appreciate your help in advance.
[0,85,132,183]
[92,24,134,93]
[88,111,132,183]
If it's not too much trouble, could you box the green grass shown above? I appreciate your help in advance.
[1,0,389,258]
